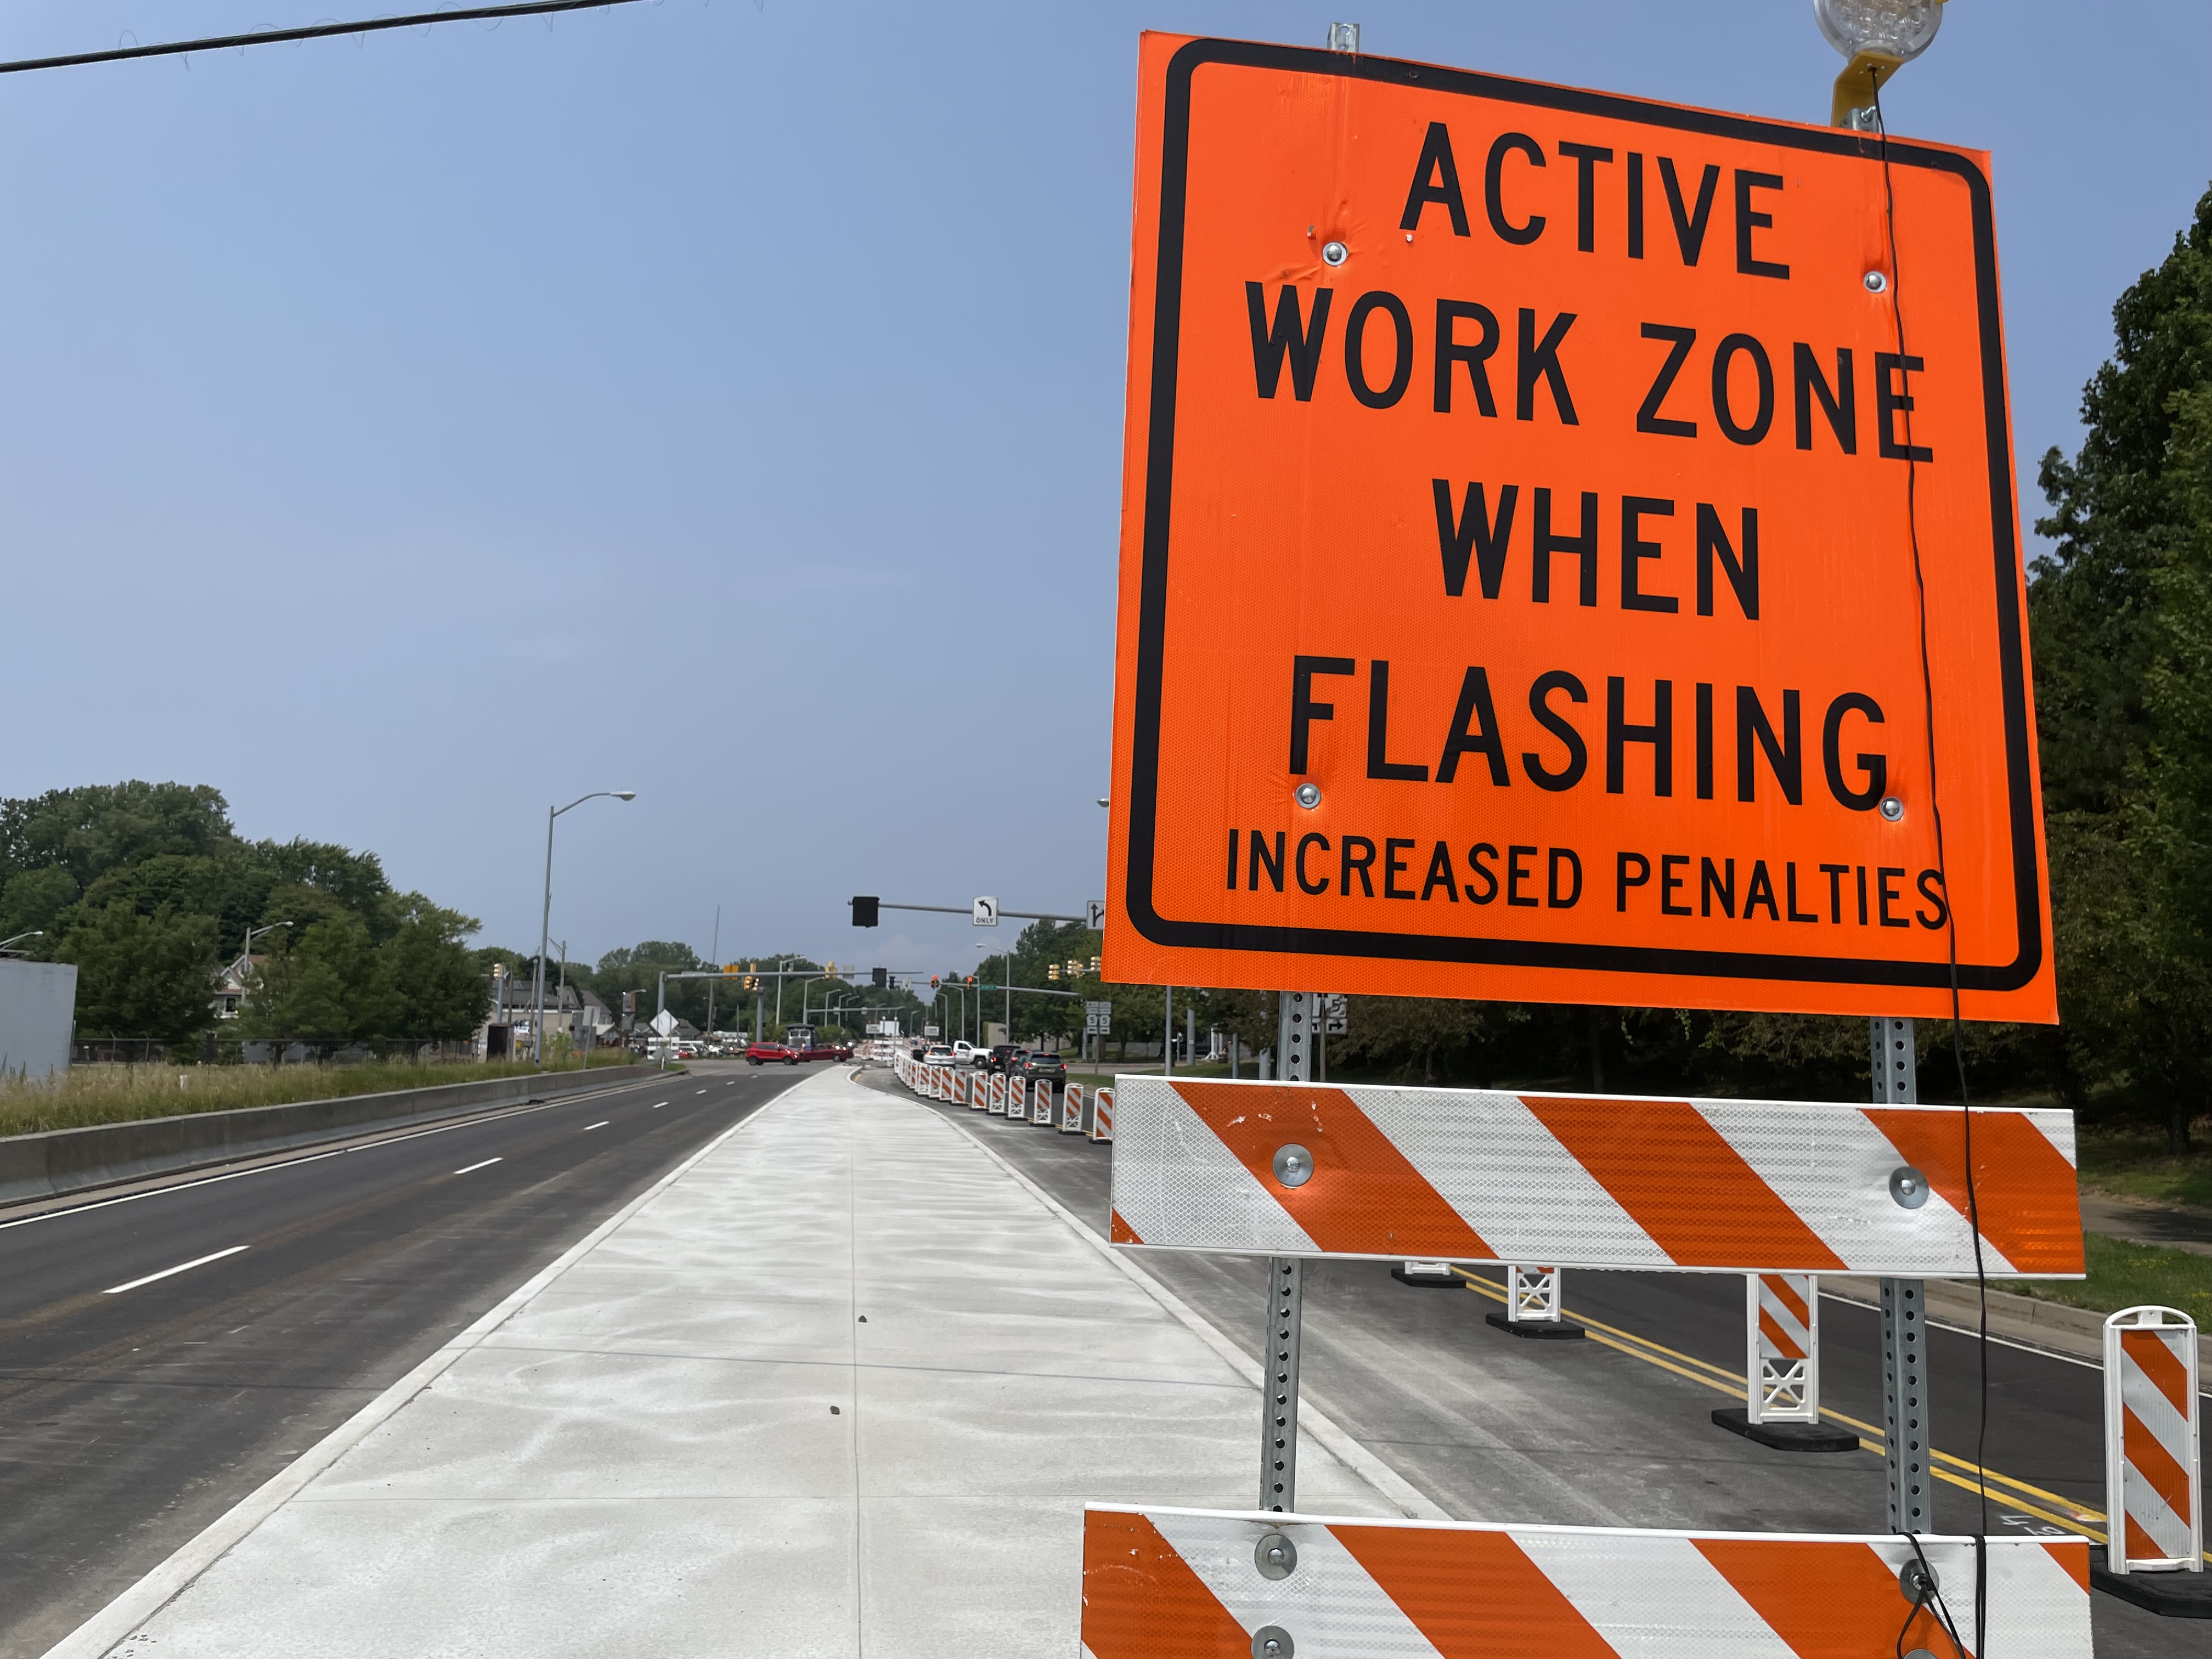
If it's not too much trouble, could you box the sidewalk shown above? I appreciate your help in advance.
[54,1068,1410,1659]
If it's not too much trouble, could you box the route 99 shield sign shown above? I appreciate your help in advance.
[1102,35,2053,1021]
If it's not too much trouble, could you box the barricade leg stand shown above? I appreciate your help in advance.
[1393,1259,1458,1288]
[1872,1017,1935,1533]
[1261,1257,1303,1512]
[1486,1264,1584,1340]
[2092,1305,2209,1615]
[1714,1273,1857,1451]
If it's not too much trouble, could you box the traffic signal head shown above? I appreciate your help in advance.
[851,896,879,928]
[930,975,940,989]
[1048,963,1060,982]
[872,967,887,988]
[1090,955,1102,974]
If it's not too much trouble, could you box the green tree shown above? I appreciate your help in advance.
[379,899,490,1040]
[240,915,398,1040]
[2032,183,2212,1148]
[57,901,221,1045]
[0,782,234,889]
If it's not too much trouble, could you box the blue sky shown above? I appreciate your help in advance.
[4,1,2207,979]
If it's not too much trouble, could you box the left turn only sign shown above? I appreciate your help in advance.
[973,897,999,927]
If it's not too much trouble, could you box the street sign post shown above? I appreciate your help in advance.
[1085,999,1113,1035]
[648,1009,677,1038]
[1102,32,2052,1022]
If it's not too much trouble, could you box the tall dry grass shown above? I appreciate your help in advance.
[0,1051,634,1138]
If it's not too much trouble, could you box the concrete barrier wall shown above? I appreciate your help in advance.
[0,1064,659,1208]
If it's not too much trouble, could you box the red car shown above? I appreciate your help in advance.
[745,1043,799,1066]
[792,1044,850,1063]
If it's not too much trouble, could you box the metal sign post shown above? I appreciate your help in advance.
[1872,1016,1932,1533]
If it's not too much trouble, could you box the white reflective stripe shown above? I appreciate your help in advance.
[1145,1511,1444,1658]
[1872,1536,2093,1657]
[2025,1108,2080,1171]
[1697,1101,2020,1275]
[2120,1333,2195,1480]
[1511,1529,1798,1659]
[1358,1087,1664,1266]
[1758,1276,1812,1359]
[2122,1464,2196,1560]
[1113,1086,1318,1254]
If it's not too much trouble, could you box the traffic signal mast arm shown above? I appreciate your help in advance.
[850,898,1087,925]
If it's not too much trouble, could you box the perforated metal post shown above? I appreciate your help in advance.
[1278,991,1314,1084]
[1261,1256,1304,1511]
[1872,1016,1930,1531]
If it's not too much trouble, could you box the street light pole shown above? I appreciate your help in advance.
[537,790,635,1065]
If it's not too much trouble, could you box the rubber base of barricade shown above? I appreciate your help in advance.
[1709,1406,1860,1454]
[1391,1267,1460,1289]
[1484,1311,1585,1340]
[2089,1549,2212,1617]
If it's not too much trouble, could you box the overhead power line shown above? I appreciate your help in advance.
[0,0,652,77]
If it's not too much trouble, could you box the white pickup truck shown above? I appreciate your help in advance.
[952,1040,983,1066]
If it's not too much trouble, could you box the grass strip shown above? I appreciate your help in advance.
[0,1052,633,1138]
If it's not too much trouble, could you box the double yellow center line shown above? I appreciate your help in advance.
[1449,1268,2115,1545]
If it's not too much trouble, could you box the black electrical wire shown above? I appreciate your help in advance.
[1895,1533,1971,1659]
[0,0,652,76]
[1869,70,1992,1657]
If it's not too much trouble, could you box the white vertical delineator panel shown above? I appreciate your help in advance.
[2103,1306,2203,1575]
[1061,1082,1085,1134]
[1746,1273,1819,1425]
[1090,1086,1114,1143]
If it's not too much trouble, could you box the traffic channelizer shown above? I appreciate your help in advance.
[1081,1506,2092,1659]
[1102,33,2053,1021]
[1107,1076,2084,1277]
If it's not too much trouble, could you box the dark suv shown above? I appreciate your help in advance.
[984,1043,1024,1074]
[1018,1051,1066,1086]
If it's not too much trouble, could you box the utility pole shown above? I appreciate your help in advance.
[704,905,720,1039]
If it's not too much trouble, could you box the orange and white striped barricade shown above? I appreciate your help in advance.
[1031,1075,1056,1126]
[1080,1505,2093,1659]
[951,1069,966,1107]
[1088,1086,1113,1143]
[1487,1264,1582,1342]
[1104,1078,2085,1278]
[1712,1274,1856,1452]
[986,1072,1006,1115]
[1060,1081,1084,1135]
[1107,1076,2083,1524]
[935,1066,951,1102]
[2098,1305,2204,1606]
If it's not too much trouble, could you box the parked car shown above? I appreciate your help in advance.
[745,1042,799,1066]
[673,1043,699,1060]
[1018,1051,1066,1086]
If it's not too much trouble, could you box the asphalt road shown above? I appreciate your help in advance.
[883,1073,2201,1659]
[0,1059,800,1658]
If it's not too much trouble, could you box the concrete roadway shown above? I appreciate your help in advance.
[0,1059,801,1658]
[883,1074,2200,1659]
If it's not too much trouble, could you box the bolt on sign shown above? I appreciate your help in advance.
[1102,35,2053,1019]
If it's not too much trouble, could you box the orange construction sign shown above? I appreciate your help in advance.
[1103,35,2053,1020]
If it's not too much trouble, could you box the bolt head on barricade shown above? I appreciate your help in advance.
[1104,1076,2084,1278]
[1080,1506,2092,1658]
[2096,1305,2206,1612]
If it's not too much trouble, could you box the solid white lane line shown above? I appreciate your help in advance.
[583,1121,610,1131]
[453,1158,503,1175]
[104,1245,249,1295]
